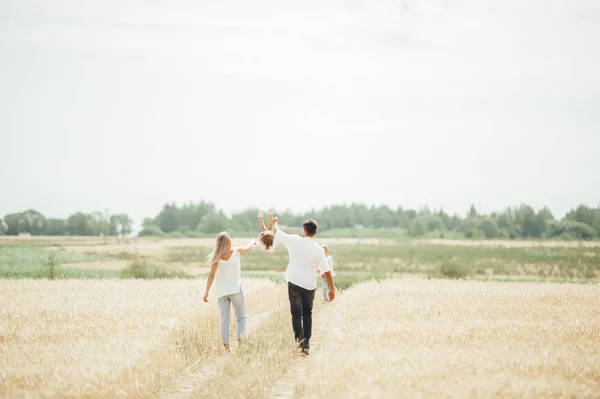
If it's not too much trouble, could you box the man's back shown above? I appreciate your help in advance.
[274,229,330,291]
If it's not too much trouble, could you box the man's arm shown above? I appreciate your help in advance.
[317,255,335,301]
[323,271,335,301]
[272,216,299,248]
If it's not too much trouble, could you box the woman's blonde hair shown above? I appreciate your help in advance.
[208,231,232,265]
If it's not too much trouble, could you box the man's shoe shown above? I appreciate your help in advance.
[301,348,310,356]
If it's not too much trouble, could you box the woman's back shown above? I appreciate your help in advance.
[214,249,242,299]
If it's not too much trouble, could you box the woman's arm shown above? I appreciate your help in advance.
[203,262,218,302]
[235,239,257,255]
[258,211,267,232]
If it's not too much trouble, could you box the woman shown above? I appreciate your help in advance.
[203,232,255,352]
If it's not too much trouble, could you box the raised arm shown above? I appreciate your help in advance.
[203,262,219,302]
[272,216,300,247]
[267,209,274,230]
[258,211,267,232]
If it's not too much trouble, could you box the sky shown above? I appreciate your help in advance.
[1,0,599,226]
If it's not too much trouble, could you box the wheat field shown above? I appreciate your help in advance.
[1,278,599,398]
[0,279,282,398]
[298,279,600,398]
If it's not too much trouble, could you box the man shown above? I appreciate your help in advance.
[272,216,335,356]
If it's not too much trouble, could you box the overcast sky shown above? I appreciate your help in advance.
[1,0,599,225]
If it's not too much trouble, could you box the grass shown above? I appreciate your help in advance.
[318,228,408,239]
[4,238,600,284]
[0,246,115,278]
[3,278,598,397]
[166,241,600,284]
[0,279,281,398]
[296,279,600,397]
[119,259,191,279]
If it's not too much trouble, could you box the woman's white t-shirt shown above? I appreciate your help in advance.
[214,249,242,299]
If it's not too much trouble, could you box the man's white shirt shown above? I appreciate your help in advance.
[274,229,332,290]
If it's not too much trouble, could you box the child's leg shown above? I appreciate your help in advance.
[267,209,274,230]
[321,276,329,301]
[231,288,247,341]
[258,211,266,232]
[218,296,231,346]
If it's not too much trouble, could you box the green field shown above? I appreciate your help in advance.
[0,247,118,279]
[2,238,599,286]
[166,241,600,284]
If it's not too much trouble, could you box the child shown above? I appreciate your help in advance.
[320,244,335,301]
[257,210,275,252]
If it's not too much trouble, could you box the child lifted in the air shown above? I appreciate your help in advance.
[257,210,275,252]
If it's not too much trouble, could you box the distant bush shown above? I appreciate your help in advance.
[166,231,185,239]
[43,250,63,280]
[138,225,164,237]
[120,259,189,279]
[440,261,469,279]
[481,219,499,239]
[408,219,427,237]
[549,220,596,240]
[182,229,203,238]
[464,228,484,239]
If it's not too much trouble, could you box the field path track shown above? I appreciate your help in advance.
[160,309,275,399]
[270,307,329,398]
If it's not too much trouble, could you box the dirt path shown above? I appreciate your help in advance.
[270,307,329,398]
[160,309,276,399]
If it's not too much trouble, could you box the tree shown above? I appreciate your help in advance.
[517,205,546,238]
[3,210,46,235]
[373,205,394,229]
[197,213,229,234]
[138,225,164,236]
[45,219,67,235]
[0,219,7,235]
[549,220,596,240]
[4,213,23,235]
[408,218,427,237]
[230,209,260,233]
[67,212,97,236]
[566,205,600,235]
[394,206,405,228]
[437,209,451,230]
[481,219,500,239]
[22,210,46,235]
[426,216,446,232]
[467,204,478,219]
[157,204,179,233]
[496,210,513,231]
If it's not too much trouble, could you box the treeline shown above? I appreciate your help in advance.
[0,210,133,237]
[138,202,600,240]
[3,203,599,240]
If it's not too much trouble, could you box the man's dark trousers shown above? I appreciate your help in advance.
[288,282,315,349]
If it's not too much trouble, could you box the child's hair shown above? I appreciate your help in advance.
[259,231,274,250]
[208,231,232,265]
